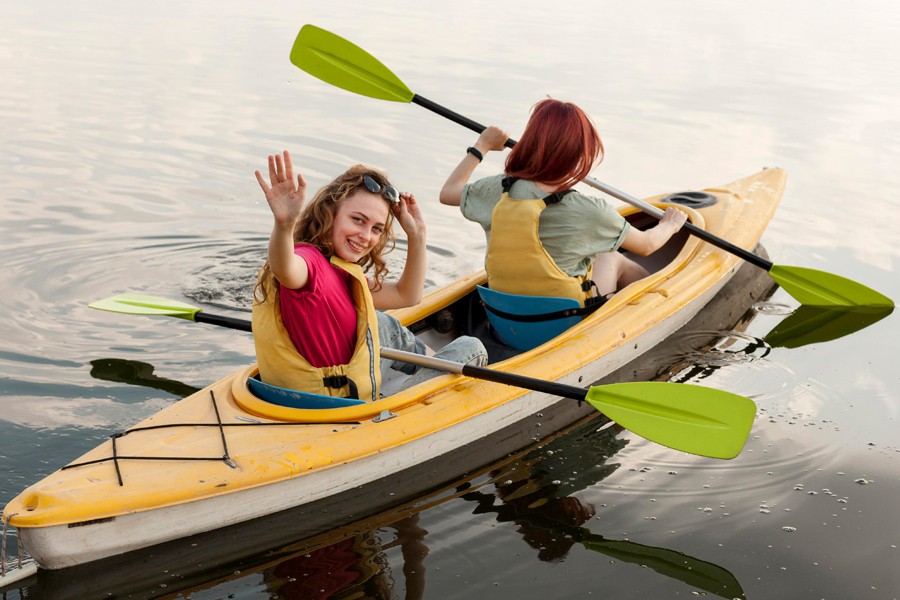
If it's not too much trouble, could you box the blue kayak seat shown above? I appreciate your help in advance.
[247,375,366,409]
[476,285,584,351]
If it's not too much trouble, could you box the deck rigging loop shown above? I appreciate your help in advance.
[59,390,359,485]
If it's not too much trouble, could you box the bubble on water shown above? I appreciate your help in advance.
[760,509,771,514]
[754,301,793,316]
[782,526,797,532]
[855,478,870,485]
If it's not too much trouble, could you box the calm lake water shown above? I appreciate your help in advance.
[2,1,898,598]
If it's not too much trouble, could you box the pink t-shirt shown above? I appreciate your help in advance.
[279,245,359,368]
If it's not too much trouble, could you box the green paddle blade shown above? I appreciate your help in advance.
[764,304,893,349]
[586,382,756,460]
[769,264,893,308]
[89,293,200,320]
[290,24,414,103]
[582,535,745,599]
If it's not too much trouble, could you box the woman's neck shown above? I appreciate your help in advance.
[534,181,563,194]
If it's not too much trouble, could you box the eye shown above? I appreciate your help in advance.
[372,225,384,234]
[351,216,364,224]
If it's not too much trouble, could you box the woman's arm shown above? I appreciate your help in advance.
[618,207,688,256]
[371,192,427,310]
[439,126,509,206]
[255,150,310,290]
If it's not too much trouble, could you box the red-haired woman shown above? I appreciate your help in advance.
[439,98,686,303]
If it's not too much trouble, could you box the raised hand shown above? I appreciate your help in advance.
[255,150,307,226]
[475,125,510,153]
[392,192,426,244]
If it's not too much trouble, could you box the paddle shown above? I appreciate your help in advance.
[90,293,756,460]
[288,24,893,310]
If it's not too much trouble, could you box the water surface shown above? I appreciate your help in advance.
[1,1,898,598]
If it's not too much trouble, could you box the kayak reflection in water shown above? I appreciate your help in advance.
[262,514,428,600]
[256,419,742,598]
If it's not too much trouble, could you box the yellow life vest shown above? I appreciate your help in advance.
[485,179,594,306]
[251,256,380,401]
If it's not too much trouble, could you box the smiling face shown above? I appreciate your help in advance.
[330,189,391,262]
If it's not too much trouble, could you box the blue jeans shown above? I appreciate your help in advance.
[376,311,487,385]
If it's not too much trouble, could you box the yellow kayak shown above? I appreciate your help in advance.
[2,168,786,571]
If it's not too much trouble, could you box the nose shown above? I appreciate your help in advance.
[355,226,371,244]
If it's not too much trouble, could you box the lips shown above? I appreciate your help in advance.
[345,238,368,255]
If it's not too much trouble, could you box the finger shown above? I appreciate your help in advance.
[283,150,294,182]
[274,153,285,181]
[267,155,277,183]
[254,170,270,193]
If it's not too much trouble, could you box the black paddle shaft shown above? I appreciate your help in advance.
[460,363,587,402]
[194,309,588,402]
[195,312,252,333]
[412,94,516,149]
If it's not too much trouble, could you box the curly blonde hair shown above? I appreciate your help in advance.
[254,165,397,304]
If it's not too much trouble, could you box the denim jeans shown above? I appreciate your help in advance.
[376,311,487,386]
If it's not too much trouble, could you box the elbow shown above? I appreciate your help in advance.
[439,185,461,206]
[405,289,423,306]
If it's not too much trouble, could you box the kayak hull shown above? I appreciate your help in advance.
[3,168,786,570]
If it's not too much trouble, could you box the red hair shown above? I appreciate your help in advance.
[505,98,604,190]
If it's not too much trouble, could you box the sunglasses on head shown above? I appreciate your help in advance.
[363,175,399,203]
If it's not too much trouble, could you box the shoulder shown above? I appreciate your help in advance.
[294,244,328,268]
[288,244,330,288]
[461,173,506,225]
[294,243,323,259]
[559,190,621,216]
[464,173,506,199]
[508,179,546,200]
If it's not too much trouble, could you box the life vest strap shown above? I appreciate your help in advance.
[501,176,573,205]
[322,375,360,400]
[482,293,608,323]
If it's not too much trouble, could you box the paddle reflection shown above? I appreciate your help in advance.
[89,358,201,397]
[764,304,893,348]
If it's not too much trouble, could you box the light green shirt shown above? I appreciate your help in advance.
[460,174,630,277]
